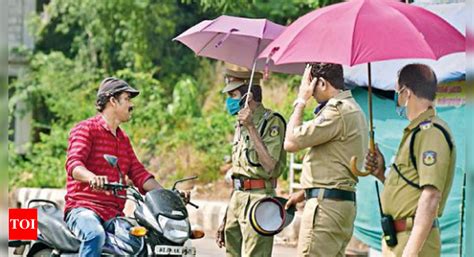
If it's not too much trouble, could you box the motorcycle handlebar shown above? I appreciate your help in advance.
[188,201,199,209]
[103,182,129,191]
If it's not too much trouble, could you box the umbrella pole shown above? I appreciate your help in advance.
[460,171,466,256]
[350,63,374,177]
[244,38,262,108]
[368,62,375,153]
[244,60,258,108]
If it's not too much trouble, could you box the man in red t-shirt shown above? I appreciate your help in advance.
[64,77,163,257]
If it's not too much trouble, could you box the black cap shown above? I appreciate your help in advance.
[97,77,139,98]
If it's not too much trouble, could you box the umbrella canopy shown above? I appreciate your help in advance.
[174,15,304,75]
[344,2,466,91]
[259,0,465,66]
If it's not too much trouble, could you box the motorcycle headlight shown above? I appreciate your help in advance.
[142,205,161,232]
[158,215,190,244]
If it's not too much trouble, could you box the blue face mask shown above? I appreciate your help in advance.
[226,97,241,115]
[394,91,407,119]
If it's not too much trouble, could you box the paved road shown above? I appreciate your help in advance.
[194,237,296,257]
[7,237,296,256]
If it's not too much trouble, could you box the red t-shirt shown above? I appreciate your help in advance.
[64,114,154,221]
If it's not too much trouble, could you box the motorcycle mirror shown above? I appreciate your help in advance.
[172,176,198,191]
[104,154,118,168]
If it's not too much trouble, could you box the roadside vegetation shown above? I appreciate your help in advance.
[8,0,339,189]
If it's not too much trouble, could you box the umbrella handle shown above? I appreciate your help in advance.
[350,134,375,177]
[350,156,371,177]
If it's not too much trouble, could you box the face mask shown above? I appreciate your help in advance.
[226,97,241,115]
[394,89,408,119]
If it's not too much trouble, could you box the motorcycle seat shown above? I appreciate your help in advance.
[37,205,81,253]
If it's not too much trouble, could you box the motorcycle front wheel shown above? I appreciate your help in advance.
[30,248,54,257]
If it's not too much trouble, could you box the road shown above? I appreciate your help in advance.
[7,237,296,256]
[194,237,296,257]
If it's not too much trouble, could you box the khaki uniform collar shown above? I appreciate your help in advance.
[405,107,436,132]
[327,90,352,106]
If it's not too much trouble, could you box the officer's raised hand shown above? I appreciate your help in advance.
[364,144,386,182]
[297,64,318,102]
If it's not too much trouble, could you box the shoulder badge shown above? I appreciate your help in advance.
[419,120,432,130]
[326,98,342,107]
[422,151,437,166]
[270,125,280,137]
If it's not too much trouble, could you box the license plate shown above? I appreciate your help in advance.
[155,245,196,255]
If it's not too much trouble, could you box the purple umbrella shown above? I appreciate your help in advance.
[173,15,304,105]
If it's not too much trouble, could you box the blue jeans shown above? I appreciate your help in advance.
[65,207,106,257]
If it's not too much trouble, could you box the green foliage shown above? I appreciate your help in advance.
[194,0,342,24]
[34,0,173,72]
[9,126,69,188]
[168,77,201,118]
[8,52,101,150]
[32,0,216,82]
[8,52,99,188]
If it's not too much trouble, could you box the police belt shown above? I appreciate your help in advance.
[393,217,439,233]
[232,177,277,191]
[305,188,356,202]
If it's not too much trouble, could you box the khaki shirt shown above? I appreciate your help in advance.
[231,105,287,180]
[382,108,456,219]
[292,91,368,192]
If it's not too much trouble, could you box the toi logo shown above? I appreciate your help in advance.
[9,209,38,240]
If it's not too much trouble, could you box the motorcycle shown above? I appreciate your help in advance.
[9,154,204,256]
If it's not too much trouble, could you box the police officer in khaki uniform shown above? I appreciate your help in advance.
[284,63,368,257]
[215,66,287,257]
[365,64,456,257]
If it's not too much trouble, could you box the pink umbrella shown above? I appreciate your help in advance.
[259,0,464,65]
[174,15,304,105]
[259,0,465,176]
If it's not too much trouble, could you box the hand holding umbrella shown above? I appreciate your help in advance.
[363,144,386,181]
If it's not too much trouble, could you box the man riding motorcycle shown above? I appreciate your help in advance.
[64,77,187,256]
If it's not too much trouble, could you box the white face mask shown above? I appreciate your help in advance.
[395,87,408,119]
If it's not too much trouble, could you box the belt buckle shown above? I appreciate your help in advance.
[234,179,242,190]
[304,189,310,200]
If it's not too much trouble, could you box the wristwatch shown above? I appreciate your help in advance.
[293,98,306,108]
